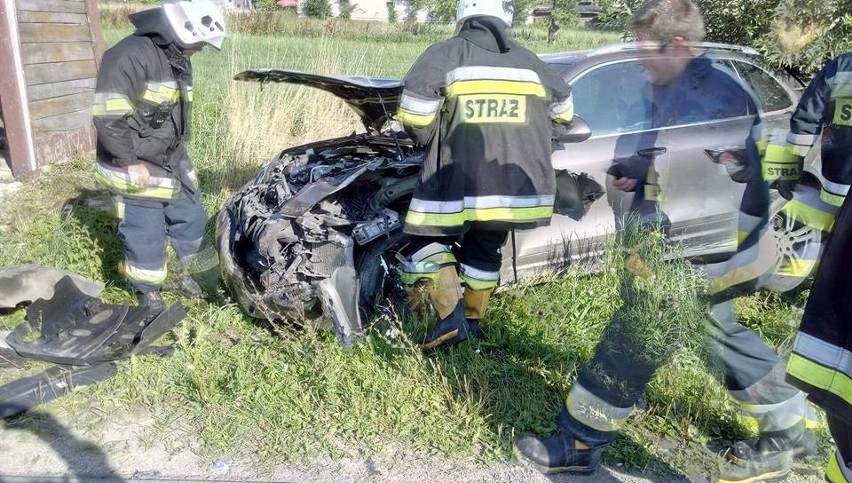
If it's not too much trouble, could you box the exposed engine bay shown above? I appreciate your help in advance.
[219,134,423,340]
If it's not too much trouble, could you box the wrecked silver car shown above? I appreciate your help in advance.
[217,43,826,345]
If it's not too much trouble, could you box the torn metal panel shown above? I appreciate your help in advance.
[0,363,118,420]
[0,265,104,309]
[5,276,186,365]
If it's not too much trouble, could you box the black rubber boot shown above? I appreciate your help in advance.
[420,302,470,351]
[136,290,166,324]
[177,275,203,299]
[515,428,602,475]
[467,320,484,339]
[717,421,817,483]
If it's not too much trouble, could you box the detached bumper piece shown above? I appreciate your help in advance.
[0,275,186,419]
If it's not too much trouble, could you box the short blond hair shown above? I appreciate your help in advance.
[630,0,706,42]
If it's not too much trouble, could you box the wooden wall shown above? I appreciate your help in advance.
[17,0,104,166]
[0,0,103,177]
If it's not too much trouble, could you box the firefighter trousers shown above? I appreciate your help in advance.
[404,228,508,291]
[560,297,808,447]
[117,189,207,293]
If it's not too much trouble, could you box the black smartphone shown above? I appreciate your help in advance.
[606,163,625,178]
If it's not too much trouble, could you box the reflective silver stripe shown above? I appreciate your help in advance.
[793,332,852,381]
[459,263,500,282]
[830,449,852,482]
[399,92,442,115]
[410,242,453,263]
[409,195,555,214]
[447,66,541,84]
[124,261,167,284]
[733,391,806,432]
[550,94,574,117]
[95,162,177,190]
[823,179,851,197]
[566,382,632,433]
[828,72,852,98]
[786,131,818,146]
[143,80,180,103]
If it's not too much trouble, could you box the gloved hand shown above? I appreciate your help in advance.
[776,179,798,200]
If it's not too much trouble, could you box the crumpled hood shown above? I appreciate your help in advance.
[129,7,176,46]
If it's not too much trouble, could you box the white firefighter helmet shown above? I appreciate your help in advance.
[162,0,226,51]
[456,0,513,26]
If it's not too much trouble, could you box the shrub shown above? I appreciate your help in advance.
[303,0,332,18]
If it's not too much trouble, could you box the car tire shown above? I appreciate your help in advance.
[355,229,413,324]
[761,184,824,292]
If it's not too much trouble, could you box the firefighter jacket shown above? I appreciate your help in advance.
[397,16,574,236]
[787,192,852,424]
[766,53,852,232]
[93,8,197,202]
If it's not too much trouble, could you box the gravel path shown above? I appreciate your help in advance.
[0,404,824,483]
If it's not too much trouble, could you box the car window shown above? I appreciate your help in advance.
[730,61,793,112]
[569,61,653,136]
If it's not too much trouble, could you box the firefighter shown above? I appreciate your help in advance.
[92,0,225,315]
[762,52,852,282]
[784,52,852,482]
[396,0,574,350]
[516,1,815,480]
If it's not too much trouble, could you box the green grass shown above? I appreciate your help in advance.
[0,21,828,478]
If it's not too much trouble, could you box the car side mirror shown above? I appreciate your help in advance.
[555,116,591,144]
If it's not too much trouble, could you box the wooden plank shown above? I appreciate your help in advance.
[24,59,96,85]
[18,22,91,43]
[29,91,93,120]
[27,77,94,102]
[31,108,91,133]
[22,41,93,64]
[17,0,84,13]
[17,11,86,23]
[2,0,38,177]
[34,126,95,164]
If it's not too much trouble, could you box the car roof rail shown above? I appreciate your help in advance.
[587,41,760,57]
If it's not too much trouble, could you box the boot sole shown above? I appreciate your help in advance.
[420,329,467,351]
[513,446,598,475]
[716,468,790,483]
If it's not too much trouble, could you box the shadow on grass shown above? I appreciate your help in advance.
[61,188,126,290]
[381,306,691,482]
[2,409,123,481]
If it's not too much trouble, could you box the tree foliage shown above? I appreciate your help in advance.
[303,0,332,18]
[756,0,852,77]
[591,0,852,77]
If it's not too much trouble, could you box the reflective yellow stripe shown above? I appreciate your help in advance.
[821,188,846,207]
[405,205,553,227]
[782,198,836,232]
[566,383,632,432]
[459,274,498,290]
[400,271,439,285]
[93,97,135,117]
[788,352,852,406]
[124,261,167,284]
[94,170,178,200]
[397,109,436,128]
[774,257,817,277]
[827,451,851,483]
[186,87,193,102]
[737,230,749,244]
[143,85,180,104]
[446,80,546,98]
[553,106,574,123]
[755,139,768,156]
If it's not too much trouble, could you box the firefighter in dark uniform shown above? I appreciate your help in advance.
[783,52,852,482]
[93,0,225,314]
[395,0,575,351]
[763,52,852,282]
[516,1,815,480]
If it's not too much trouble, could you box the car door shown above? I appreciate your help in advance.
[502,59,666,282]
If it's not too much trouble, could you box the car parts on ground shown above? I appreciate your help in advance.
[0,268,185,419]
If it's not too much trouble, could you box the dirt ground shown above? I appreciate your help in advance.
[0,403,826,483]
